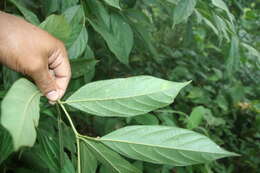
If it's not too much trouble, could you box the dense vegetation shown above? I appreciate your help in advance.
[0,0,259,173]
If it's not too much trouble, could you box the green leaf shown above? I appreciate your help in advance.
[71,58,97,79]
[32,131,75,173]
[65,76,189,117]
[173,0,197,26]
[40,15,71,43]
[103,0,121,9]
[81,138,141,173]
[101,125,238,166]
[195,10,219,36]
[9,0,40,25]
[213,14,230,41]
[242,43,260,59]
[61,0,79,12]
[126,10,159,61]
[166,0,179,5]
[68,27,88,59]
[90,13,133,65]
[202,109,226,127]
[211,0,234,22]
[0,126,13,164]
[211,0,229,12]
[226,36,240,77]
[63,5,86,54]
[88,0,133,64]
[132,113,159,125]
[2,66,21,90]
[0,79,41,150]
[187,106,206,129]
[80,141,98,173]
[41,0,61,16]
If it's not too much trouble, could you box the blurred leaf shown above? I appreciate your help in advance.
[173,0,197,26]
[41,0,60,16]
[71,58,97,79]
[68,27,88,59]
[226,36,240,77]
[211,0,234,23]
[132,113,159,125]
[88,0,133,65]
[166,0,179,5]
[126,10,159,61]
[0,126,13,164]
[101,125,238,166]
[2,66,21,90]
[202,109,225,126]
[103,0,121,9]
[9,0,40,25]
[242,43,260,59]
[61,0,79,12]
[1,79,41,150]
[63,5,87,58]
[40,14,71,43]
[187,106,206,129]
[65,76,189,117]
[213,14,230,41]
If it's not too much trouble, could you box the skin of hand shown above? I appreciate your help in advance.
[0,11,71,101]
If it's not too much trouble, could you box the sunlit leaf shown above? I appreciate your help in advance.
[65,76,189,117]
[101,125,239,166]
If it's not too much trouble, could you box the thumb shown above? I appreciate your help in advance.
[31,69,59,101]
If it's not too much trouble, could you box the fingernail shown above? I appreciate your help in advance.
[46,91,59,101]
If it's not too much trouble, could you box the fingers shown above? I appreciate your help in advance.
[48,46,71,101]
[28,43,71,102]
[31,67,59,101]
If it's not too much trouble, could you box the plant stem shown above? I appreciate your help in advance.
[78,134,99,141]
[58,100,81,173]
[77,136,81,173]
[58,101,78,136]
[56,104,64,169]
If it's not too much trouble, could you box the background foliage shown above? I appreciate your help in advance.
[0,0,259,173]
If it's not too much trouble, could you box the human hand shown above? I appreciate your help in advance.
[0,11,71,101]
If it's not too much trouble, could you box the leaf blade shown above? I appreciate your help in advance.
[101,125,238,166]
[0,78,41,150]
[65,76,189,117]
